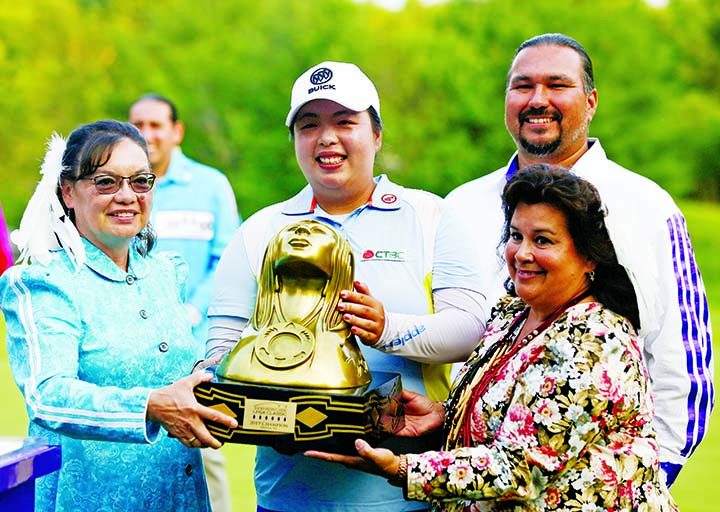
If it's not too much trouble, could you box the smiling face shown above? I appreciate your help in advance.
[505,44,597,168]
[61,138,153,268]
[292,99,381,214]
[505,202,595,319]
[129,99,183,177]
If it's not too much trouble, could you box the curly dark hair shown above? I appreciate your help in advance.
[501,164,640,329]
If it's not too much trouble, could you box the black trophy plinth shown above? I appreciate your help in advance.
[194,371,404,455]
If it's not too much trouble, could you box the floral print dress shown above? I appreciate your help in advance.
[404,296,678,512]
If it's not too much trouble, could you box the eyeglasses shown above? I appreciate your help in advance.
[80,173,156,194]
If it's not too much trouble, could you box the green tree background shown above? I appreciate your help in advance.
[1,0,719,227]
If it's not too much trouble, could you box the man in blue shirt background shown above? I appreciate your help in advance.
[130,94,240,512]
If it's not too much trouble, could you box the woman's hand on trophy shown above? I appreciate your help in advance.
[338,281,386,346]
[147,371,238,449]
[397,389,446,437]
[305,439,401,480]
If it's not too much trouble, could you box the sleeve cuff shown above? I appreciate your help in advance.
[660,461,682,488]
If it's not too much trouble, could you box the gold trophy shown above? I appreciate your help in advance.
[217,221,371,389]
[194,220,403,454]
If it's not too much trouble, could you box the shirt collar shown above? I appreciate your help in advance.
[281,175,403,216]
[81,238,150,281]
[159,148,192,186]
[505,139,598,179]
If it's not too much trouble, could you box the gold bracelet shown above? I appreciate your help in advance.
[388,454,408,487]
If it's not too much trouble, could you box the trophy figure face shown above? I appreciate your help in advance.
[217,220,371,389]
[276,221,336,276]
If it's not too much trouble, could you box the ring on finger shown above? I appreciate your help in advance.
[186,436,196,444]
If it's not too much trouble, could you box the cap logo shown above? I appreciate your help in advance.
[310,68,333,85]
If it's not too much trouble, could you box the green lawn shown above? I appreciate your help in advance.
[1,200,718,511]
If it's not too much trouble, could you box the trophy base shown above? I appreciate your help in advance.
[194,371,404,455]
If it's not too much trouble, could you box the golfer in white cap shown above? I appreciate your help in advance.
[207,61,488,512]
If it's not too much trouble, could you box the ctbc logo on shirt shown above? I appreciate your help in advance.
[361,249,406,262]
[310,68,333,85]
[381,194,397,204]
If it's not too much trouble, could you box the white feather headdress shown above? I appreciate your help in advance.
[11,133,85,271]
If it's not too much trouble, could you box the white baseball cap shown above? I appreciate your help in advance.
[285,61,381,127]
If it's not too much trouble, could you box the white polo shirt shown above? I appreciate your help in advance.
[208,174,485,512]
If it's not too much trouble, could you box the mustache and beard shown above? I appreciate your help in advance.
[518,107,563,156]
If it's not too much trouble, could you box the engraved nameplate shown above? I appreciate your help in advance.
[243,399,297,433]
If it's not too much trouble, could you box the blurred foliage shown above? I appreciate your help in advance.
[1,0,719,226]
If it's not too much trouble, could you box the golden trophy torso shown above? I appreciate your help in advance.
[217,220,371,389]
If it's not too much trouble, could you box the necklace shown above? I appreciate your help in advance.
[446,290,592,447]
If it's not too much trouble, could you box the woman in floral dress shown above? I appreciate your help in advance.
[307,164,678,511]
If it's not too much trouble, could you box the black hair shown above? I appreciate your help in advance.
[501,164,640,330]
[288,106,383,139]
[58,120,156,255]
[508,33,595,95]
[131,93,179,123]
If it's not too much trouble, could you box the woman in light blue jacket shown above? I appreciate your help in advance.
[0,120,237,511]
